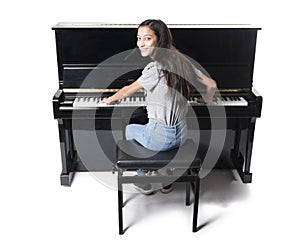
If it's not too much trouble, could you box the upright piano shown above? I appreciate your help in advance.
[52,23,262,186]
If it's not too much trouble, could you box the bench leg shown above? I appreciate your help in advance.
[118,175,124,235]
[192,176,200,232]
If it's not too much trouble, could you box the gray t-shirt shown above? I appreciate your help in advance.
[137,61,202,126]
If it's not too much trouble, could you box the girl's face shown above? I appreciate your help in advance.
[137,26,158,57]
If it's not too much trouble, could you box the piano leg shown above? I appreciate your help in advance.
[231,118,256,183]
[243,118,256,182]
[58,119,76,186]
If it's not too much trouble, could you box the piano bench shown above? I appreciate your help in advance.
[115,139,201,234]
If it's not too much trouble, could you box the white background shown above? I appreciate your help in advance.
[1,0,299,239]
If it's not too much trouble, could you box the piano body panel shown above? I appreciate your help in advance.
[55,115,259,185]
[52,23,262,185]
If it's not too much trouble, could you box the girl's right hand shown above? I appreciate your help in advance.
[101,97,119,105]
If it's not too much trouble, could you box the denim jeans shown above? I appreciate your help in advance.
[125,118,187,151]
[125,118,187,176]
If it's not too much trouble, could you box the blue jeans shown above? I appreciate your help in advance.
[125,118,187,152]
[125,118,187,176]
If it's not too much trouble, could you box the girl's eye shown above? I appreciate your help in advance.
[137,36,152,42]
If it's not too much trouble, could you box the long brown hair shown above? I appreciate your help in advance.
[138,19,197,99]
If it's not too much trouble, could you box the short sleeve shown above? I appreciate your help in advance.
[194,67,203,78]
[137,62,160,91]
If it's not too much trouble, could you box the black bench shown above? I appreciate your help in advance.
[115,139,201,234]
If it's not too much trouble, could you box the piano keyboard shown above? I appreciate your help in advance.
[73,96,146,108]
[72,96,248,108]
[188,96,248,106]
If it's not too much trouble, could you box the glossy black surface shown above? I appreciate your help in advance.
[54,26,259,90]
[52,24,262,185]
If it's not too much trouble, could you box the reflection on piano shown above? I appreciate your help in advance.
[52,23,262,186]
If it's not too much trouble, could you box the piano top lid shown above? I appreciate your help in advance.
[53,22,261,91]
[52,22,261,30]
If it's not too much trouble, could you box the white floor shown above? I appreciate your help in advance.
[3,167,295,240]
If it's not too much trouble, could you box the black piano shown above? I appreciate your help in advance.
[52,22,262,186]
